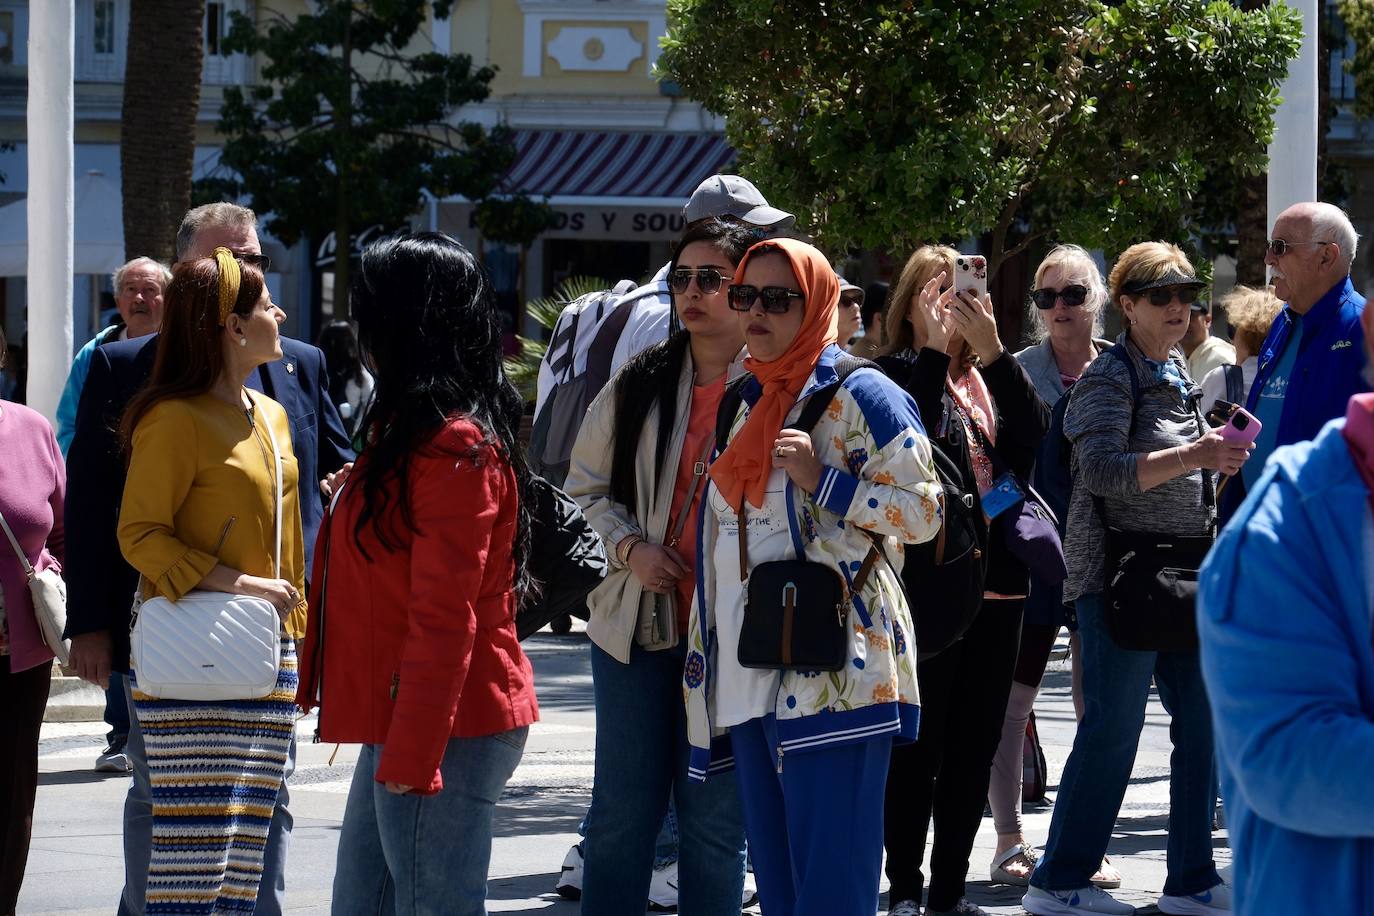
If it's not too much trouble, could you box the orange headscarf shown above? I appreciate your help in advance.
[709,238,839,511]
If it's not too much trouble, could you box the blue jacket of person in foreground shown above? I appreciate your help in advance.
[1198,418,1374,915]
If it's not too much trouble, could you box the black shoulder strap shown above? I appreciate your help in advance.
[1223,363,1244,405]
[714,373,753,454]
[1102,342,1142,407]
[794,355,879,434]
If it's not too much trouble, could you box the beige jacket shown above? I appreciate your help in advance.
[565,348,748,663]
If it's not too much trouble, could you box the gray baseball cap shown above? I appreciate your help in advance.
[683,175,795,229]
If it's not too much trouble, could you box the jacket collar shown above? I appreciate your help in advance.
[1288,276,1356,336]
[738,343,844,407]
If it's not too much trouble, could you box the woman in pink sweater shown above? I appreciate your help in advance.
[0,325,66,915]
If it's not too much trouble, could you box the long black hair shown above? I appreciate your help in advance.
[608,219,759,507]
[350,232,537,603]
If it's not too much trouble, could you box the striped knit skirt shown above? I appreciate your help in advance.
[130,639,297,915]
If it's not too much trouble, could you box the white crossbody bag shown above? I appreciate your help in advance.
[0,507,70,665]
[130,394,284,701]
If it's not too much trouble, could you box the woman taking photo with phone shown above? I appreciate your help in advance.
[296,234,539,915]
[119,250,305,915]
[684,237,942,915]
[877,245,1050,916]
[564,218,757,914]
[1024,242,1250,916]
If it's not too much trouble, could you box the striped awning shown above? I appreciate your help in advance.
[503,131,735,200]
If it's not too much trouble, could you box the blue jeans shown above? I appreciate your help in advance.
[105,671,130,745]
[1029,593,1221,897]
[577,798,679,867]
[117,676,295,916]
[581,641,748,915]
[333,730,527,916]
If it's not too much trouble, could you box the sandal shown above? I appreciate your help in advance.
[1090,855,1122,889]
[989,844,1038,886]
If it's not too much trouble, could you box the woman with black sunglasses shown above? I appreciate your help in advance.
[564,218,758,915]
[1024,242,1251,916]
[875,245,1050,916]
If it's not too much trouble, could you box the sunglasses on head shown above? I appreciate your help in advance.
[727,284,804,314]
[1265,238,1333,258]
[669,267,725,295]
[1031,284,1088,310]
[1139,286,1201,307]
[840,289,865,308]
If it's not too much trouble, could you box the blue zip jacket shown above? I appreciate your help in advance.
[1198,418,1374,915]
[1221,277,1366,519]
[55,324,121,457]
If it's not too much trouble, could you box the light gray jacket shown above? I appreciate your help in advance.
[565,347,747,663]
[1014,337,1115,406]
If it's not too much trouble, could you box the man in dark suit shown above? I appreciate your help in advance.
[63,203,353,916]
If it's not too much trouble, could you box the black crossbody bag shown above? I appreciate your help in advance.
[1091,344,1215,652]
[715,357,883,672]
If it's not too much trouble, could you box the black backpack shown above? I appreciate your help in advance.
[714,355,986,660]
[515,476,608,640]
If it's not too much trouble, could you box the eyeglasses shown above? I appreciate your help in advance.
[840,289,865,308]
[1265,238,1332,258]
[238,252,272,272]
[727,284,805,314]
[1139,286,1201,307]
[1031,284,1088,310]
[669,268,725,295]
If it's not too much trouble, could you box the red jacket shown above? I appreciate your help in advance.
[296,418,538,794]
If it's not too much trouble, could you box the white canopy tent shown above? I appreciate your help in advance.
[0,169,124,278]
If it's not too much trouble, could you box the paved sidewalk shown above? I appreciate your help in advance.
[23,629,1228,914]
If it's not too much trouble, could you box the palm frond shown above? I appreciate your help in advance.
[505,275,614,403]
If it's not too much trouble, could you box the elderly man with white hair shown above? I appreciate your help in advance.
[54,257,171,457]
[1219,201,1368,519]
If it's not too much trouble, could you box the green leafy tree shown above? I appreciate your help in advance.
[661,0,1302,277]
[202,0,553,314]
[1340,0,1374,120]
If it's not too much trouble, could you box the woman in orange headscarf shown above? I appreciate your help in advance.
[682,238,944,915]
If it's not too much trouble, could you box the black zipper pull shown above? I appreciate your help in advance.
[389,673,400,701]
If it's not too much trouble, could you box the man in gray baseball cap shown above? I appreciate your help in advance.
[683,175,796,229]
[608,175,795,373]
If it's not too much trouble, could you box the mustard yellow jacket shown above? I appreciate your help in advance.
[118,391,308,637]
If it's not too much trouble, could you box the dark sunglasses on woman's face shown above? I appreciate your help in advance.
[669,268,725,295]
[1141,286,1201,307]
[727,284,805,314]
[840,289,865,308]
[1031,284,1088,310]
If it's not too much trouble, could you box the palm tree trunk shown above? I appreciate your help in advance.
[120,0,204,264]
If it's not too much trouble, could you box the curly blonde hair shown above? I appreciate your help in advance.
[1218,285,1283,355]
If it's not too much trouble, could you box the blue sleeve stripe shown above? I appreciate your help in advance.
[818,466,858,516]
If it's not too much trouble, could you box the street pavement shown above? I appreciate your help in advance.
[24,626,1228,915]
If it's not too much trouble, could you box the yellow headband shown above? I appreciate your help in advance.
[214,247,241,326]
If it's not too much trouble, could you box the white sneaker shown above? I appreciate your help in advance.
[889,900,921,916]
[1158,883,1232,915]
[1022,884,1136,915]
[94,739,132,774]
[647,860,679,912]
[554,843,582,900]
[741,870,758,907]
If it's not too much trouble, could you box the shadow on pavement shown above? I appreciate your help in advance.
[38,769,128,786]
[486,871,579,908]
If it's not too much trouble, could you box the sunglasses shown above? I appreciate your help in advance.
[840,289,865,308]
[1139,286,1201,307]
[669,268,725,295]
[1265,238,1331,258]
[1031,284,1088,310]
[727,284,805,314]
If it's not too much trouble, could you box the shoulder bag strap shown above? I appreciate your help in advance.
[0,509,35,577]
[667,436,717,548]
[248,392,285,578]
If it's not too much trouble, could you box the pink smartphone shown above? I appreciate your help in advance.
[1218,405,1262,446]
[954,254,988,301]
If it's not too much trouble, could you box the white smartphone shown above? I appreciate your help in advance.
[954,254,988,301]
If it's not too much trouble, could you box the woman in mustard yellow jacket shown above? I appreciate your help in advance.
[118,249,306,916]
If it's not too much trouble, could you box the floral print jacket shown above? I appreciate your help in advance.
[685,345,943,780]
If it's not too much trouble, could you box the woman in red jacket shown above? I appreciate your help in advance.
[297,233,539,915]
